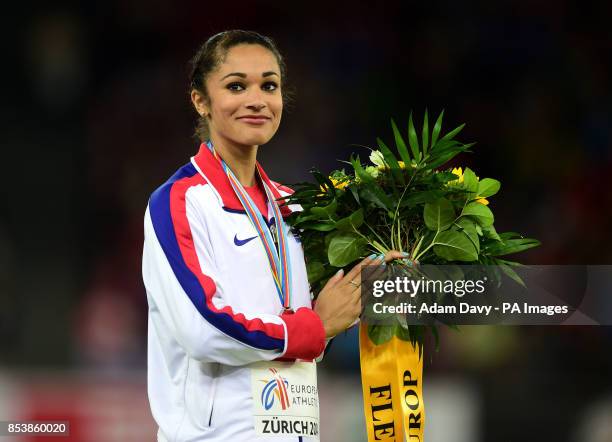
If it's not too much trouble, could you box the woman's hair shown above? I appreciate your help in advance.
[188,30,292,141]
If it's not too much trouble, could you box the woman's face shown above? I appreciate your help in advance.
[193,44,283,147]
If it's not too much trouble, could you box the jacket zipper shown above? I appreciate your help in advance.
[205,364,219,428]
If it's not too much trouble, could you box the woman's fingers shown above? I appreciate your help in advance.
[340,251,410,294]
[317,251,411,336]
[321,268,345,292]
[353,250,409,289]
[383,250,409,263]
[343,254,380,287]
[368,261,388,279]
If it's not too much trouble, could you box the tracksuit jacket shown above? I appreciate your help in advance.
[142,143,327,441]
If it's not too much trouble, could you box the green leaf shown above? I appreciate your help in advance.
[424,198,455,231]
[499,263,526,288]
[293,212,320,224]
[306,261,325,285]
[367,324,395,345]
[439,123,465,142]
[462,167,479,194]
[399,190,446,208]
[391,119,412,165]
[349,186,360,205]
[408,112,421,161]
[324,231,336,248]
[431,109,444,148]
[495,258,526,267]
[429,140,460,156]
[486,238,541,256]
[487,262,503,288]
[477,178,501,198]
[422,109,429,155]
[312,169,334,189]
[328,232,367,267]
[433,230,478,262]
[335,209,364,231]
[360,186,392,211]
[461,201,494,227]
[482,224,501,241]
[455,217,480,253]
[425,144,474,169]
[395,323,412,342]
[351,155,374,184]
[310,199,338,219]
[303,221,337,232]
[498,232,525,241]
[407,326,424,352]
[287,188,321,200]
[377,138,405,186]
[431,171,458,184]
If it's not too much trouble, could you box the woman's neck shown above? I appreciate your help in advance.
[210,136,258,187]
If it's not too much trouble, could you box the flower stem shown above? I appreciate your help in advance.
[411,234,425,258]
[362,221,391,251]
[414,231,438,262]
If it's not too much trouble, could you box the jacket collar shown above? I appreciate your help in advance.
[192,142,292,217]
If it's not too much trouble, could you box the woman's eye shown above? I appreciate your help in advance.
[226,81,278,92]
[262,82,278,92]
[227,82,245,91]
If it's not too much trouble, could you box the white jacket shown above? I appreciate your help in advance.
[142,144,327,441]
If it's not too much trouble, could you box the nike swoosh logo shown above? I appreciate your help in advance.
[234,234,258,246]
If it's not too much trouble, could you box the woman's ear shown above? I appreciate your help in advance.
[191,89,209,116]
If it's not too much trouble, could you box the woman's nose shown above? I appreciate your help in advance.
[247,102,265,111]
[245,87,266,111]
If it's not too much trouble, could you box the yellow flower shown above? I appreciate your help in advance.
[377,161,406,171]
[450,167,464,184]
[369,150,416,172]
[448,167,489,205]
[319,177,349,194]
[330,177,349,190]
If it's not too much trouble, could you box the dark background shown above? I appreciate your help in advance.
[1,1,611,441]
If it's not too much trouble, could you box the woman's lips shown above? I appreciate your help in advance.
[238,117,270,125]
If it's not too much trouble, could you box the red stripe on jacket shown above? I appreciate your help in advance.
[168,174,285,341]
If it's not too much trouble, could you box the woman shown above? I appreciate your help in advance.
[142,30,404,441]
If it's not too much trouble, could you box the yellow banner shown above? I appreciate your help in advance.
[359,323,425,441]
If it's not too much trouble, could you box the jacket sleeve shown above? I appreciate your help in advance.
[142,177,326,366]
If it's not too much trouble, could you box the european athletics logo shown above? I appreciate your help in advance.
[260,367,291,410]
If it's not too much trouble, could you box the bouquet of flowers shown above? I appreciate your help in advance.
[284,111,540,441]
[285,110,539,343]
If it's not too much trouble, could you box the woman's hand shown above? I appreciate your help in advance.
[314,250,407,338]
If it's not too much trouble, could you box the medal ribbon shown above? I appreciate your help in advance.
[206,141,292,311]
